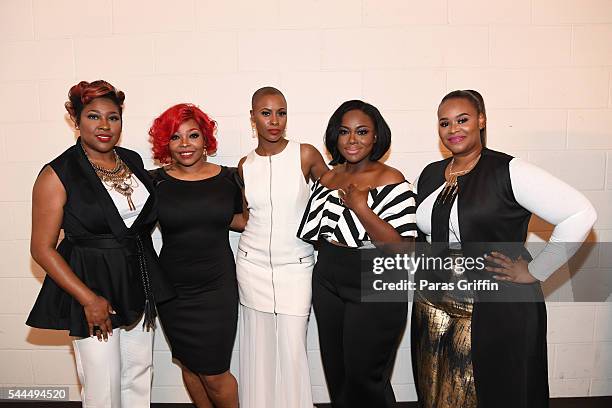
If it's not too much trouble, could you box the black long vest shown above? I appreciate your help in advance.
[412,148,549,408]
[27,139,175,338]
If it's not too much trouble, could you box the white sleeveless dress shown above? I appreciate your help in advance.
[237,139,314,316]
[236,139,315,408]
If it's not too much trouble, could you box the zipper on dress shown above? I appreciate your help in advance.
[269,155,277,314]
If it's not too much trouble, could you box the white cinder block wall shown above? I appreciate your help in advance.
[1,0,611,402]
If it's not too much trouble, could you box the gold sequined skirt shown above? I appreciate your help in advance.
[412,289,476,408]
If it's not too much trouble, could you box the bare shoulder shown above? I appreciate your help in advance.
[35,165,64,192]
[301,143,329,181]
[376,164,406,185]
[319,167,336,185]
[237,156,247,176]
[300,143,324,161]
[33,165,66,205]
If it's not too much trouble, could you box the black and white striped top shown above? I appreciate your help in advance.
[297,180,418,248]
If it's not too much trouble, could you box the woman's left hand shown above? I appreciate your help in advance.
[484,252,538,284]
[338,184,369,212]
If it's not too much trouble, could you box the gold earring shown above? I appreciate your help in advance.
[251,123,257,138]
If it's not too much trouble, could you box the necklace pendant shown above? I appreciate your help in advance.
[127,195,136,211]
[116,182,133,194]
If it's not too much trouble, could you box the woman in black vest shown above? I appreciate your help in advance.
[411,90,596,407]
[27,80,174,407]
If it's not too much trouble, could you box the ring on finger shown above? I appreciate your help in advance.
[337,189,346,206]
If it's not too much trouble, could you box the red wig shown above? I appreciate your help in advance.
[149,103,218,164]
[65,80,125,125]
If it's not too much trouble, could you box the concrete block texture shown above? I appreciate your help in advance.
[1,0,611,403]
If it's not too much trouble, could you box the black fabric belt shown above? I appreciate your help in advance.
[65,232,157,330]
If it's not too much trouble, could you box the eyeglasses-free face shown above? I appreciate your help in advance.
[78,97,122,156]
[337,109,377,165]
[251,94,287,142]
[168,119,207,167]
[437,97,485,157]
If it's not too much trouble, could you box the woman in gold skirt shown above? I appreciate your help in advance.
[411,90,596,407]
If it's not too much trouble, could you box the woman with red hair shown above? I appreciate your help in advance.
[149,103,244,408]
[27,80,175,407]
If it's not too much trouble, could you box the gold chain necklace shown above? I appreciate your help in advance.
[435,154,481,205]
[84,147,137,211]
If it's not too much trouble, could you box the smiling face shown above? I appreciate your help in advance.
[437,97,485,156]
[250,93,287,143]
[337,109,377,164]
[78,97,122,155]
[168,119,206,167]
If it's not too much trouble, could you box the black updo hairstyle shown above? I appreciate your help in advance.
[439,89,487,147]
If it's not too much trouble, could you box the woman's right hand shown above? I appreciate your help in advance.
[83,295,116,341]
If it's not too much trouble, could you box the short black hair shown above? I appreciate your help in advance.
[251,86,285,108]
[324,100,392,165]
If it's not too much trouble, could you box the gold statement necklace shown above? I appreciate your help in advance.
[436,154,481,205]
[85,147,137,211]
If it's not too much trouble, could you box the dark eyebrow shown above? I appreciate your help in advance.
[86,109,119,115]
[438,112,470,121]
[339,124,371,129]
[259,107,287,111]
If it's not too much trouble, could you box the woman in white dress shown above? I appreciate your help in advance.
[236,86,328,408]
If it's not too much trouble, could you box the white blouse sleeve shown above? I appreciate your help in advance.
[509,158,597,281]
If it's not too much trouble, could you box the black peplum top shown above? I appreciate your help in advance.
[26,138,175,338]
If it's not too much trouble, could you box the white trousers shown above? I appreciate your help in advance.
[72,315,154,408]
[239,305,313,408]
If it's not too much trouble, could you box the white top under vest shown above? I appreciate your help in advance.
[105,174,149,228]
[236,140,314,316]
[416,158,597,282]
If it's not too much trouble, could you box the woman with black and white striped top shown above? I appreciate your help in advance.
[297,100,417,408]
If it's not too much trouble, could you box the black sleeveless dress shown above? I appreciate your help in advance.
[151,166,242,375]
[26,139,175,338]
